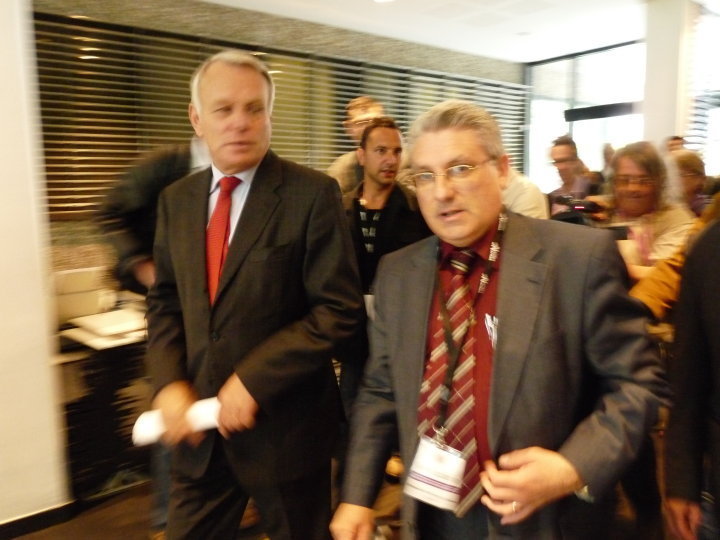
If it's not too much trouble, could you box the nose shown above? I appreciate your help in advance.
[431,174,456,200]
[229,109,250,131]
[555,162,572,174]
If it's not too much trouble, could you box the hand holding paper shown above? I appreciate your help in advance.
[132,397,220,446]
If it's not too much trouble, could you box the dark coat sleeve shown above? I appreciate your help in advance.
[96,144,192,293]
[665,222,720,501]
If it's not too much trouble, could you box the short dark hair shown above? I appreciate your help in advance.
[359,116,401,149]
[551,134,578,158]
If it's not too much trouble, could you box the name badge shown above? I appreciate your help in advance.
[404,435,466,512]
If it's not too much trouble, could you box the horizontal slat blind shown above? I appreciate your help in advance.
[687,9,720,166]
[35,12,529,220]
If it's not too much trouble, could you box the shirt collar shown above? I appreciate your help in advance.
[438,226,496,269]
[208,162,260,194]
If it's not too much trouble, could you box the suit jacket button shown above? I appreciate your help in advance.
[211,332,220,342]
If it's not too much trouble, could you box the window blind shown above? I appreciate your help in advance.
[35,12,529,220]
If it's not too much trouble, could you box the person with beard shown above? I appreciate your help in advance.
[343,117,431,295]
[328,96,385,193]
[340,116,431,414]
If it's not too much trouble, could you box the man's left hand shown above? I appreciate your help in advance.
[480,446,583,525]
[217,373,259,438]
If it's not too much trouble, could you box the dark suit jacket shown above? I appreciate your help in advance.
[665,220,720,507]
[342,213,668,539]
[97,144,192,293]
[145,150,364,485]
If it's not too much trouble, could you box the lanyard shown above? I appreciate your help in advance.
[432,213,506,441]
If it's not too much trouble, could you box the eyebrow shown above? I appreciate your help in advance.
[411,155,473,169]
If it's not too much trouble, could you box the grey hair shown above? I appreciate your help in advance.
[406,100,505,159]
[190,49,275,114]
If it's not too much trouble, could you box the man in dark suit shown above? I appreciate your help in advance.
[330,100,668,539]
[146,50,364,540]
[665,220,720,540]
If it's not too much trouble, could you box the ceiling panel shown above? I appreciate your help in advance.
[203,0,647,63]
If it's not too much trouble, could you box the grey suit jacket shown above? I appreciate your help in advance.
[146,150,364,485]
[342,213,668,539]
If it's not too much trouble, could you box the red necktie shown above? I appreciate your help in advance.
[417,248,481,517]
[206,176,240,304]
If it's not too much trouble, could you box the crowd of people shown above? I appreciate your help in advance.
[97,49,719,540]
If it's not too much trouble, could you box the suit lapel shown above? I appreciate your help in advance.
[177,169,212,301]
[214,151,281,303]
[488,215,547,453]
[398,238,439,421]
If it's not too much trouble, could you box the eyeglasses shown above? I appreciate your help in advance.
[614,174,656,187]
[411,158,494,190]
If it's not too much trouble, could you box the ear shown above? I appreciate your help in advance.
[188,103,203,137]
[356,147,366,167]
[496,154,511,190]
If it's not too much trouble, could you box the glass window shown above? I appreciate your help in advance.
[572,114,644,171]
[528,99,570,193]
[531,59,572,101]
[705,107,720,175]
[689,11,720,175]
[576,43,646,105]
[527,42,646,193]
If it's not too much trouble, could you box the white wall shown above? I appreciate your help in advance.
[0,0,69,525]
[644,0,699,145]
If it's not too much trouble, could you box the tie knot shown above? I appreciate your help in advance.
[220,176,241,193]
[449,248,477,276]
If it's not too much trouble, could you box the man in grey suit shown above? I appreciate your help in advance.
[330,100,668,539]
[146,50,364,539]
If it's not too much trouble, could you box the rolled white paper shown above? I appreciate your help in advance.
[132,397,221,446]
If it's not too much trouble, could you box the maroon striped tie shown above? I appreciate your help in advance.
[417,248,481,517]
